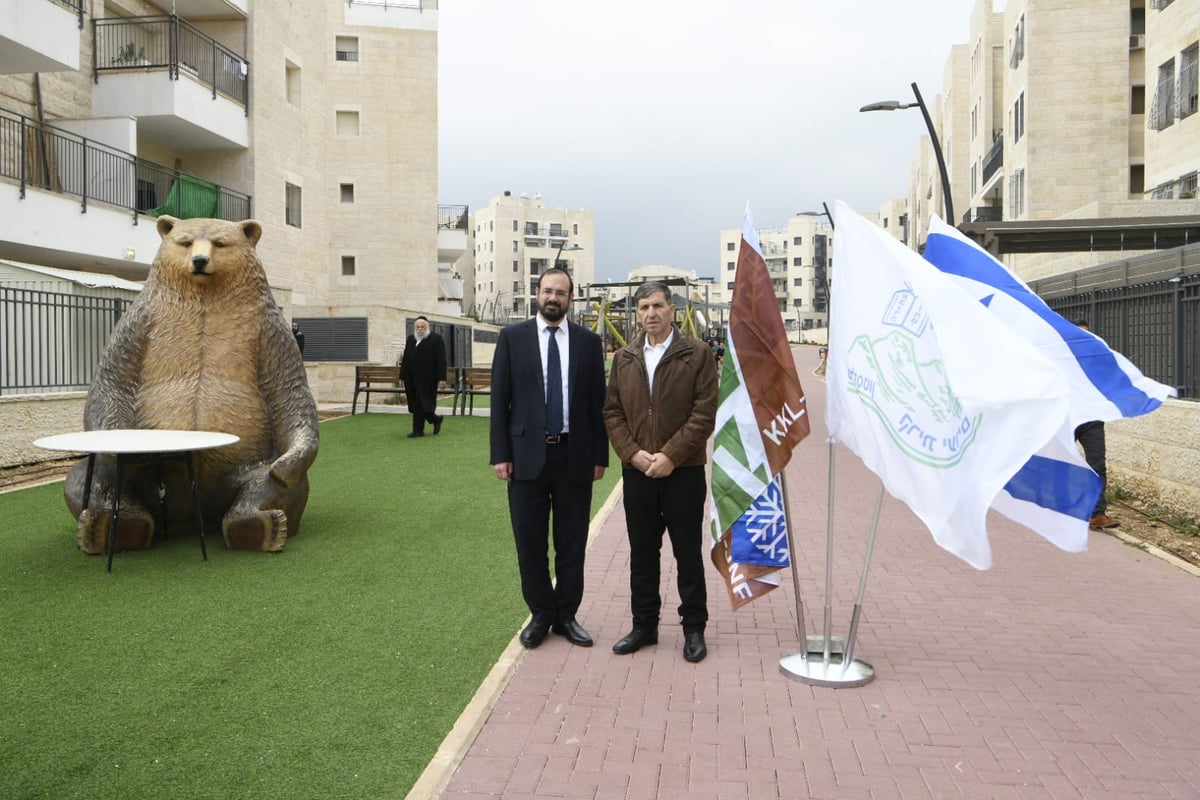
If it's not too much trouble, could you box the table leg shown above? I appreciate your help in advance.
[106,456,124,573]
[186,453,207,561]
[83,454,95,511]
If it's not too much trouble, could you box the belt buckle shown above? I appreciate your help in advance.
[545,434,562,444]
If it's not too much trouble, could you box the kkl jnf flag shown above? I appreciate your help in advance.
[709,206,811,610]
[828,201,1076,569]
[921,217,1174,550]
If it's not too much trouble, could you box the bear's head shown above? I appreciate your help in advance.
[151,216,266,295]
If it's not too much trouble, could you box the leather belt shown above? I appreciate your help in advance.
[545,433,568,444]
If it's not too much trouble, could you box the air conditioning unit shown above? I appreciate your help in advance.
[1130,34,1146,50]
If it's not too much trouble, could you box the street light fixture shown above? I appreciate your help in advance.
[860,81,955,225]
[552,241,584,270]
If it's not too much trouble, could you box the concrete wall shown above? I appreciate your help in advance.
[1107,398,1200,517]
[0,392,86,468]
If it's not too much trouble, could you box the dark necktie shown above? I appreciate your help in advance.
[545,326,563,435]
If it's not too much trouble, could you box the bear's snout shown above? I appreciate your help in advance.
[191,254,210,274]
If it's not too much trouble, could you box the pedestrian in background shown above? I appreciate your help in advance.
[1074,319,1118,530]
[400,316,447,439]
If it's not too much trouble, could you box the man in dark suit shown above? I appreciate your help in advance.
[490,268,609,649]
[400,315,447,439]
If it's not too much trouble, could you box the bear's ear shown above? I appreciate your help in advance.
[156,215,179,239]
[240,219,263,247]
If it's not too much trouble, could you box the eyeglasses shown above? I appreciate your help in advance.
[539,289,571,299]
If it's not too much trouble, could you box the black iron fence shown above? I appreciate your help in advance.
[437,204,468,230]
[93,15,250,109]
[48,0,85,28]
[1031,246,1200,400]
[0,107,251,221]
[0,287,131,396]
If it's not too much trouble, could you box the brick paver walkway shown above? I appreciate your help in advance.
[437,367,1200,799]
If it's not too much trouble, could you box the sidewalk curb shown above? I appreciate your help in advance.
[403,478,624,800]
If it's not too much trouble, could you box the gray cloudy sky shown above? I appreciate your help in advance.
[438,1,994,282]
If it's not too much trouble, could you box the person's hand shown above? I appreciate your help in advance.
[644,452,676,479]
[438,380,448,389]
[593,466,606,481]
[493,462,513,481]
[631,449,655,473]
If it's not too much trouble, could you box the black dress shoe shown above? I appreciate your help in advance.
[432,415,443,435]
[519,618,552,649]
[551,618,593,647]
[406,432,424,439]
[612,626,658,655]
[683,631,707,663]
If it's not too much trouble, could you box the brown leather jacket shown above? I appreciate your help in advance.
[603,328,718,469]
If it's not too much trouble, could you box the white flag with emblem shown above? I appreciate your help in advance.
[827,201,1072,569]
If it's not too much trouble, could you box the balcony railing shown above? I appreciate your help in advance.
[438,204,468,230]
[982,134,1004,185]
[0,107,251,222]
[47,0,85,28]
[93,16,250,110]
[961,206,1004,224]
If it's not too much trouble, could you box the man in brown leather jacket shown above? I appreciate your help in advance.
[603,281,718,662]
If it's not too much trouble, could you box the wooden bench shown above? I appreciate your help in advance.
[456,367,492,416]
[351,365,404,414]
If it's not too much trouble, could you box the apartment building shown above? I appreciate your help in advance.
[1,0,456,352]
[717,212,831,342]
[470,191,595,324]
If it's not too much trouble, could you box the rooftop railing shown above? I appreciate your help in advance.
[93,16,250,110]
[0,107,251,223]
[438,204,468,230]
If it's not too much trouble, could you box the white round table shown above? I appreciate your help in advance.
[34,429,240,572]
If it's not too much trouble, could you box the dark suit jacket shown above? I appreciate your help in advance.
[400,331,446,411]
[490,318,609,483]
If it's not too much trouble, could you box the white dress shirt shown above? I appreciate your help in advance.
[643,330,674,395]
[537,316,570,433]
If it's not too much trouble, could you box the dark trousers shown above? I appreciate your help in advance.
[621,465,708,634]
[507,442,593,623]
[410,390,439,434]
[1075,421,1107,516]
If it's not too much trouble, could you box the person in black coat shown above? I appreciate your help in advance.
[490,268,609,650]
[400,316,447,438]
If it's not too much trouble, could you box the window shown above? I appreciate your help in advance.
[512,281,520,294]
[1009,168,1025,216]
[573,223,578,235]
[1132,85,1146,115]
[512,219,518,231]
[1130,164,1145,195]
[1012,92,1025,142]
[1151,59,1176,130]
[726,242,735,251]
[512,240,518,253]
[971,162,978,196]
[513,260,519,271]
[525,222,538,235]
[340,183,354,203]
[335,110,359,136]
[294,317,367,361]
[335,36,359,62]
[726,261,735,271]
[285,182,302,227]
[793,299,803,307]
[285,61,300,105]
[793,258,802,266]
[1179,43,1198,119]
[341,255,355,275]
[793,236,802,245]
[1152,0,1175,9]
[726,281,735,290]
[793,277,803,287]
[1009,15,1025,69]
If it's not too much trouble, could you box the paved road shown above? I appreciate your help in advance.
[435,364,1200,799]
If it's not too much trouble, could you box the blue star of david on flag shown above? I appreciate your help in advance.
[729,476,790,568]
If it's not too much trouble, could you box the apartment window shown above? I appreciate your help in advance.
[573,223,578,235]
[512,281,520,294]
[1130,164,1145,195]
[285,61,301,106]
[971,104,978,141]
[1013,92,1025,142]
[793,277,803,287]
[335,110,360,136]
[971,162,978,196]
[793,236,802,245]
[1182,171,1198,198]
[513,260,519,271]
[793,299,803,308]
[341,255,356,275]
[512,240,518,252]
[335,36,359,62]
[512,219,518,231]
[726,261,735,271]
[726,281,735,290]
[340,183,354,203]
[1009,15,1025,69]
[726,242,735,251]
[1179,44,1198,119]
[1132,85,1146,115]
[1009,168,1025,216]
[793,258,802,266]
[1151,59,1176,130]
[525,222,538,235]
[285,182,302,227]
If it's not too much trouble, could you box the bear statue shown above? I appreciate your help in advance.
[64,216,319,554]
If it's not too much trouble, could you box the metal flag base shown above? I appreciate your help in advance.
[779,651,875,688]
[805,635,845,655]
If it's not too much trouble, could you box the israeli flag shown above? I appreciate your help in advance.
[921,218,1175,544]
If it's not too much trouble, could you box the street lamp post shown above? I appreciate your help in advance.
[860,81,955,225]
[552,241,584,270]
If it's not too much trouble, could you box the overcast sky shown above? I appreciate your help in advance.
[438,1,997,282]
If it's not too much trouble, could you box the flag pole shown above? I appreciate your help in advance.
[779,474,808,659]
[839,484,885,676]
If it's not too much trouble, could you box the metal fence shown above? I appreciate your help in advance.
[1031,245,1200,400]
[0,107,251,221]
[0,287,130,396]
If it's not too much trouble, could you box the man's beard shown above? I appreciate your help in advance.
[539,302,567,322]
[415,331,427,342]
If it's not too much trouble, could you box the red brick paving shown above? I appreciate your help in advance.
[440,366,1200,799]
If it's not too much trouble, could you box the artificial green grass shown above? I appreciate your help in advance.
[0,414,619,800]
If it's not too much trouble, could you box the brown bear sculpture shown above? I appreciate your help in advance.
[65,216,319,554]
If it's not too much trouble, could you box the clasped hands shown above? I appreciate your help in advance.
[631,449,675,478]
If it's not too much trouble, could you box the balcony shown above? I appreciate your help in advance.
[0,0,82,74]
[981,135,1004,185]
[437,203,467,265]
[91,16,249,151]
[0,107,251,279]
[961,206,1004,224]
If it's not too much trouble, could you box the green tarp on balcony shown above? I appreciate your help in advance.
[147,174,219,219]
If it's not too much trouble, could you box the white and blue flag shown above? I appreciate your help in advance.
[921,217,1175,549]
